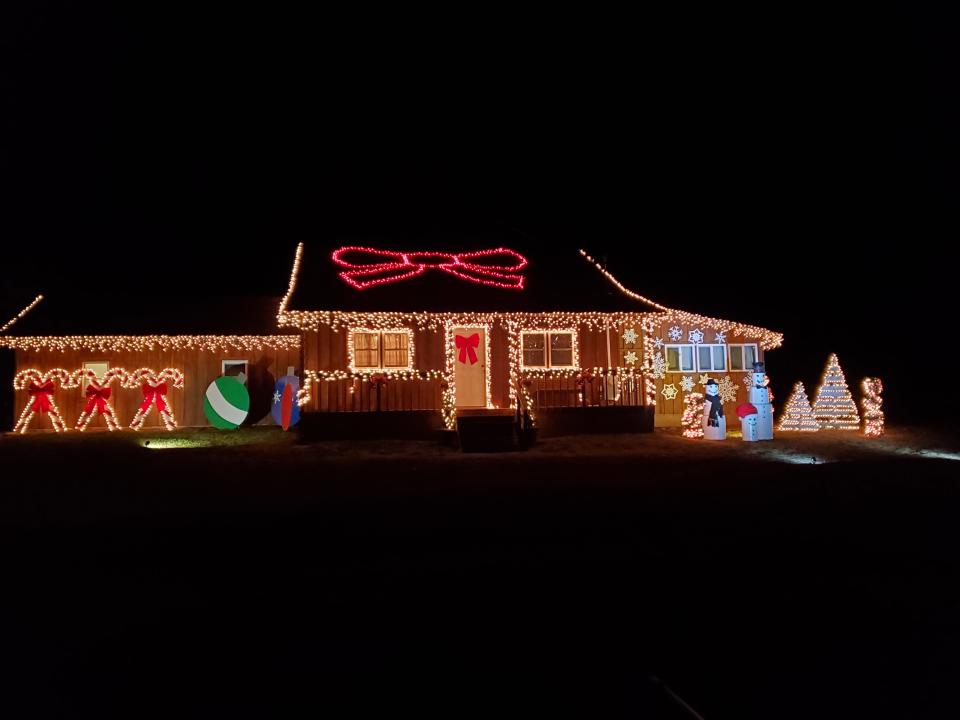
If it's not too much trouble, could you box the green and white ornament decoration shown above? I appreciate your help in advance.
[204,376,250,430]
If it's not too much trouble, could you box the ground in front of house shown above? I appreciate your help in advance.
[1,427,958,718]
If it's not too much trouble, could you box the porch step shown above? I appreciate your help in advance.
[456,413,518,453]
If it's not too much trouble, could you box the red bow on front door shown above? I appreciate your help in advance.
[455,333,480,365]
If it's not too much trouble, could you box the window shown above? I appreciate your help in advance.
[728,343,759,371]
[697,344,727,372]
[664,344,695,373]
[350,329,412,370]
[222,360,248,384]
[82,361,109,388]
[521,331,577,369]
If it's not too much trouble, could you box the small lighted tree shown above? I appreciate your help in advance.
[861,377,884,437]
[777,381,820,432]
[681,392,704,438]
[812,353,860,430]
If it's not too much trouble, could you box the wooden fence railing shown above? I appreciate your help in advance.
[527,375,644,409]
[312,376,444,412]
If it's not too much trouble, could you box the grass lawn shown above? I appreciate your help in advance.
[1,426,958,718]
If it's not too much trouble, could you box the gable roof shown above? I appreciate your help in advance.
[4,293,285,336]
[278,239,784,350]
[280,237,666,314]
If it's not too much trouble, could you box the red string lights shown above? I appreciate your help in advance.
[331,247,528,290]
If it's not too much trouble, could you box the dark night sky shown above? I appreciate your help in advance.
[1,4,956,418]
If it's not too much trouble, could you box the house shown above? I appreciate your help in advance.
[276,239,783,436]
[1,239,782,436]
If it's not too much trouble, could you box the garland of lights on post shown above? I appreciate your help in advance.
[860,377,884,438]
[681,393,705,438]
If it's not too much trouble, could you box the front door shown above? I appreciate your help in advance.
[453,327,487,408]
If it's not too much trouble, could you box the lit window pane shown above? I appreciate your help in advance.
[353,333,379,368]
[382,332,409,368]
[523,333,546,366]
[745,345,757,368]
[550,333,574,366]
[681,347,694,371]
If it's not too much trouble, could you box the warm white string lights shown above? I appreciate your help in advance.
[861,377,884,438]
[12,369,73,433]
[0,335,300,353]
[682,392,705,439]
[812,353,861,430]
[128,368,185,431]
[0,295,43,334]
[777,381,820,432]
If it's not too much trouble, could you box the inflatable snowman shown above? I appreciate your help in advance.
[702,379,726,440]
[737,403,759,441]
[747,362,774,440]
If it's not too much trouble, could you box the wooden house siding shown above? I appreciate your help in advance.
[637,322,767,427]
[301,320,647,414]
[14,346,300,429]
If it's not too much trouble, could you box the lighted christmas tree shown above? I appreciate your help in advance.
[681,392,704,438]
[811,353,860,430]
[777,381,820,432]
[861,377,884,437]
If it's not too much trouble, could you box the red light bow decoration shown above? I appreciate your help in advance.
[13,369,75,433]
[126,368,185,431]
[331,247,528,290]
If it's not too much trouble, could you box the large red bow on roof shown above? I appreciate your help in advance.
[28,381,55,413]
[455,333,480,365]
[83,384,113,415]
[140,382,168,413]
[331,247,528,290]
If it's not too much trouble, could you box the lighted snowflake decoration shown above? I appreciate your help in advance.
[624,350,638,366]
[743,374,756,390]
[698,373,711,386]
[688,328,704,344]
[651,353,666,379]
[652,338,663,349]
[718,376,738,403]
[661,383,679,401]
[714,330,726,343]
[680,375,695,393]
[622,328,638,345]
[668,326,683,342]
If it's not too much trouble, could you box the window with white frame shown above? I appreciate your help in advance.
[664,344,695,373]
[728,343,759,371]
[521,330,576,369]
[81,360,109,388]
[350,329,411,370]
[222,360,248,384]
[696,344,727,372]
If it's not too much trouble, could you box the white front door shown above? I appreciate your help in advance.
[453,327,487,408]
